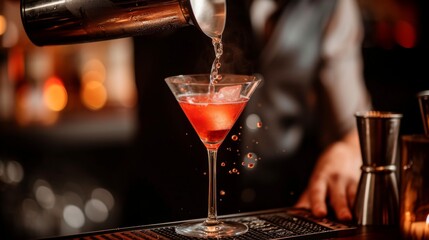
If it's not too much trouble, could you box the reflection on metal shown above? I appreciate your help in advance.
[20,0,225,46]
[354,111,402,226]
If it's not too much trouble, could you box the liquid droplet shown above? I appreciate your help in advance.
[221,162,226,167]
[220,190,226,196]
[247,163,255,169]
[257,122,263,128]
[231,135,238,141]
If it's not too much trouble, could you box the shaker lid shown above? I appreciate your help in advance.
[189,0,226,38]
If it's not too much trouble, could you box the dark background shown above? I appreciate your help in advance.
[1,0,429,239]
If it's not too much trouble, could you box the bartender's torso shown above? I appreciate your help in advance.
[132,0,343,214]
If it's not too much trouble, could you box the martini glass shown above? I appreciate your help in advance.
[165,74,261,238]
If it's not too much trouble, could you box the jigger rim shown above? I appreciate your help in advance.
[355,111,403,119]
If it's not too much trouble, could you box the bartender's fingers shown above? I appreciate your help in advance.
[308,180,328,217]
[294,191,310,209]
[295,179,328,218]
[347,179,359,209]
[328,179,352,221]
[346,180,357,210]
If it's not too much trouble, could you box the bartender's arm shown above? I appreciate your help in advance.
[294,0,371,221]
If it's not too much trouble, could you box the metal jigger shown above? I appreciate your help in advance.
[354,111,402,226]
[418,90,429,135]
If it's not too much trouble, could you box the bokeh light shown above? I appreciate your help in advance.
[63,205,85,229]
[2,21,19,48]
[35,185,56,209]
[6,160,24,184]
[245,114,262,130]
[0,159,24,184]
[82,59,106,83]
[43,76,68,112]
[81,80,107,110]
[394,20,416,48]
[82,70,104,84]
[80,58,108,110]
[91,188,115,210]
[84,199,108,223]
[0,15,6,36]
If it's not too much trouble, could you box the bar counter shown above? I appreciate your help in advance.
[43,208,401,240]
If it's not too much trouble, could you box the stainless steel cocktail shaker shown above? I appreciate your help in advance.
[20,0,226,46]
[354,111,402,226]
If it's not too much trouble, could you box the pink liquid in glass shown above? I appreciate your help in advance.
[178,94,247,150]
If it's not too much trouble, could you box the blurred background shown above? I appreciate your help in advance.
[1,0,429,239]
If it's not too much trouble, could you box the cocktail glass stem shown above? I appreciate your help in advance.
[166,74,261,238]
[206,148,219,225]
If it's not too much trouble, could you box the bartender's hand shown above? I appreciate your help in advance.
[294,129,362,221]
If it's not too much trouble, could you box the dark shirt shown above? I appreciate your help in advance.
[128,0,370,225]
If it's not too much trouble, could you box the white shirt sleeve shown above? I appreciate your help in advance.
[318,0,372,146]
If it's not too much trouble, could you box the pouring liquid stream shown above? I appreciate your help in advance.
[209,36,224,94]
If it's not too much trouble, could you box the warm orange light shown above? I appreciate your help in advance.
[81,80,107,110]
[394,20,416,48]
[82,70,104,84]
[0,15,6,36]
[8,48,25,82]
[82,59,106,83]
[43,76,68,112]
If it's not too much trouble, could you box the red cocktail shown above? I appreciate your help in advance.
[178,94,247,150]
[165,74,261,238]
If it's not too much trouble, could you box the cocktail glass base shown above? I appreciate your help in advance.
[175,220,248,238]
